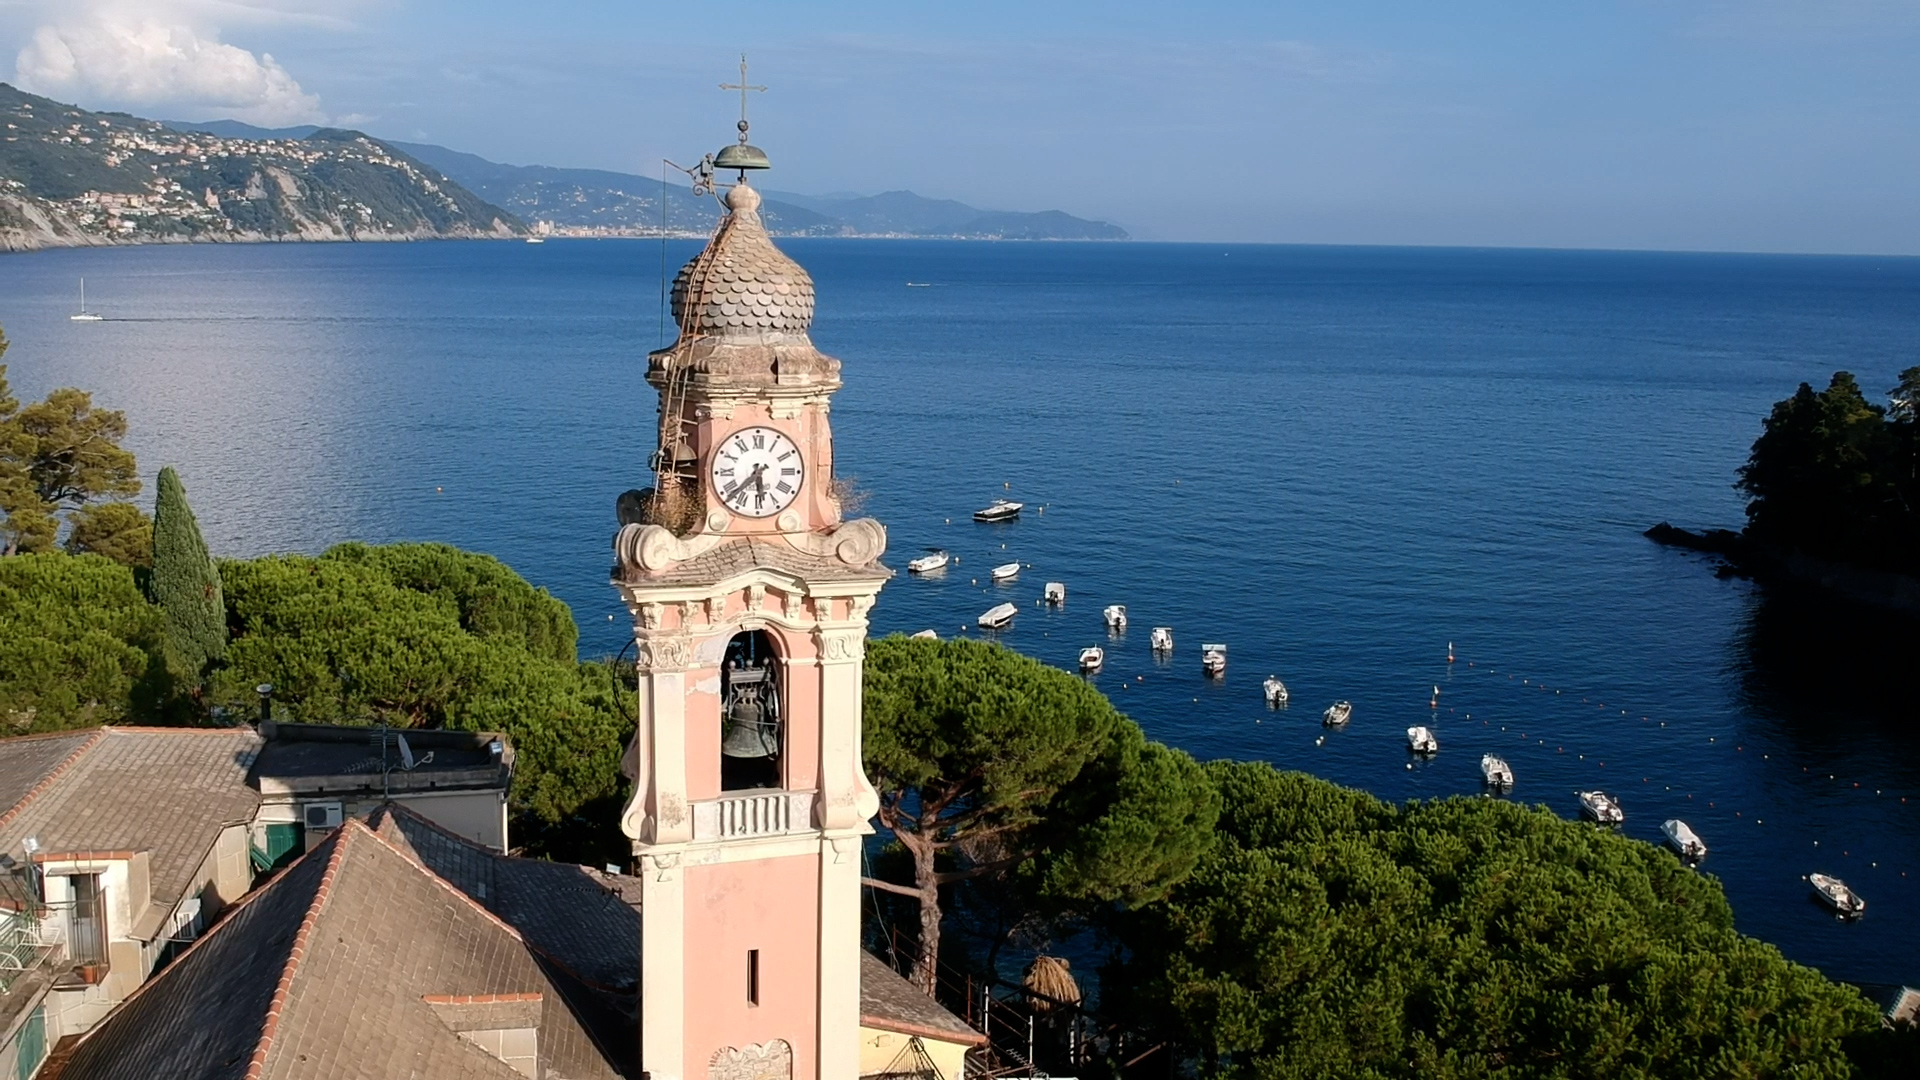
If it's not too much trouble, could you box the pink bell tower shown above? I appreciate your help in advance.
[613,90,888,1080]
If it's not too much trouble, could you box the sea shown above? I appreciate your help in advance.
[3,239,1917,987]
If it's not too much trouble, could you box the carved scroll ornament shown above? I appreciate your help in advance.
[710,1040,793,1080]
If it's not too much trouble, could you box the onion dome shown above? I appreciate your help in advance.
[669,181,815,339]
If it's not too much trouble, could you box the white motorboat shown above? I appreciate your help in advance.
[1103,604,1127,630]
[973,499,1022,523]
[70,278,103,322]
[1662,819,1707,860]
[1577,790,1624,825]
[1262,676,1288,706]
[1150,626,1173,652]
[977,602,1018,629]
[911,629,938,640]
[1322,700,1352,726]
[525,236,545,244]
[1044,582,1066,604]
[1808,873,1865,917]
[1481,754,1513,787]
[1201,644,1226,676]
[1406,726,1439,754]
[1079,646,1103,672]
[908,549,950,574]
[990,562,1021,581]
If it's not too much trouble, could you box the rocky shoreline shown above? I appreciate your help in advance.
[1645,522,1920,616]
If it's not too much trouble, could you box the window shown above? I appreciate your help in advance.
[66,874,105,966]
[747,949,760,1006]
[720,631,783,792]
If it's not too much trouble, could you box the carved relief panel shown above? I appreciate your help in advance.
[709,1039,793,1080]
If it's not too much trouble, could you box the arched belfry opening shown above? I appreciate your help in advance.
[720,629,783,791]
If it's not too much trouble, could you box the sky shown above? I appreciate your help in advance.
[2,0,1917,252]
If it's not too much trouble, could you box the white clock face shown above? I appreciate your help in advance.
[710,426,804,519]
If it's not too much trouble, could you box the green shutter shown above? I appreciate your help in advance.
[15,1006,46,1080]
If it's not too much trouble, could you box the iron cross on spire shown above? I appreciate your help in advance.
[720,54,766,143]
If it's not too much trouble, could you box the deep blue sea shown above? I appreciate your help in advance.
[3,239,1917,986]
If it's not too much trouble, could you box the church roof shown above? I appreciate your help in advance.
[57,818,627,1080]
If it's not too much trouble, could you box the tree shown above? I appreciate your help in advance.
[0,346,139,555]
[862,636,1219,991]
[65,501,153,567]
[1737,371,1910,571]
[1107,761,1882,1079]
[0,552,168,731]
[209,543,628,826]
[148,467,226,682]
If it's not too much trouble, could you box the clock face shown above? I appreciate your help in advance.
[710,425,805,519]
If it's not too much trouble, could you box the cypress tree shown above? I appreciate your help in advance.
[149,466,226,681]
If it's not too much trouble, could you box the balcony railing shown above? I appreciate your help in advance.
[0,903,70,995]
[691,790,815,841]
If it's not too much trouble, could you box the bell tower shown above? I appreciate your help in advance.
[613,81,888,1080]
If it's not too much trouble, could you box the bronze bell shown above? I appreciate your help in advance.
[721,666,780,759]
[713,142,771,171]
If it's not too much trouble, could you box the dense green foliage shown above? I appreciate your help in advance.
[1108,761,1880,1079]
[0,340,140,556]
[63,501,153,566]
[1738,369,1920,574]
[0,553,166,732]
[212,542,623,822]
[863,636,1219,983]
[149,467,226,680]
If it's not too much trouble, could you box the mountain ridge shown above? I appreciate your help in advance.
[0,85,522,253]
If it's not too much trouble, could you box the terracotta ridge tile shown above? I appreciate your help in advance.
[243,820,356,1080]
[31,849,143,863]
[98,725,259,736]
[0,729,105,833]
[859,1014,987,1047]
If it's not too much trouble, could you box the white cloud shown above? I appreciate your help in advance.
[13,3,328,125]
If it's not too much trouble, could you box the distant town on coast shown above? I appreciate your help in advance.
[0,82,1126,254]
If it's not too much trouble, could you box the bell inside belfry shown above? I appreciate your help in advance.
[720,630,782,791]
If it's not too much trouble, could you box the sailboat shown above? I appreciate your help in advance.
[70,278,103,322]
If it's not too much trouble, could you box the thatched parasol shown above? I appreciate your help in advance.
[1023,955,1081,1013]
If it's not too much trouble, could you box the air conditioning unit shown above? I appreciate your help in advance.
[303,802,344,831]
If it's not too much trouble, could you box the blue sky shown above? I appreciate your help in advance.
[4,1,1917,251]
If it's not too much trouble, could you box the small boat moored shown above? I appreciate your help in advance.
[1079,646,1104,672]
[990,562,1021,581]
[1201,644,1227,677]
[973,499,1023,523]
[1808,873,1866,917]
[1407,726,1439,755]
[1103,604,1127,630]
[70,277,103,322]
[978,603,1018,630]
[1662,819,1707,861]
[1262,676,1288,706]
[1481,754,1514,788]
[1149,626,1173,652]
[1322,700,1352,726]
[1577,790,1624,825]
[907,548,950,574]
[1044,582,1066,604]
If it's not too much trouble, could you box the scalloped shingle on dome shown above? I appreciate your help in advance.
[670,182,816,339]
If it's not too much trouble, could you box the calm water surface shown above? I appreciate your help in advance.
[3,239,1917,984]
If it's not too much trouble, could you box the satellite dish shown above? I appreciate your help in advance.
[397,733,416,772]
